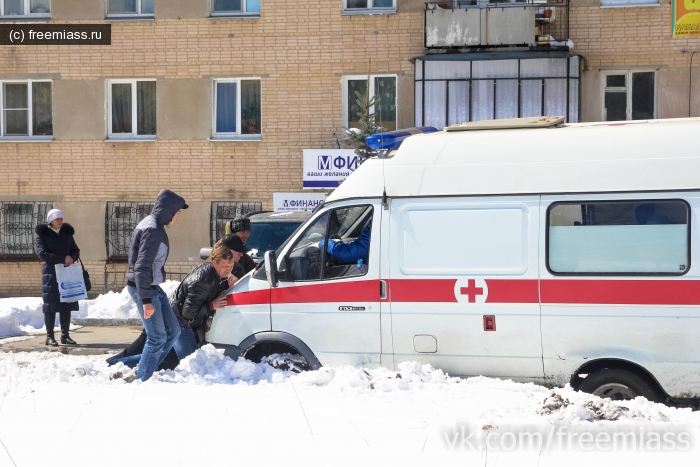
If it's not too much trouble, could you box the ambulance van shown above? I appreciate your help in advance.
[207,116,700,403]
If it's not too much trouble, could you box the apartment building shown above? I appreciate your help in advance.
[0,0,424,296]
[0,0,698,297]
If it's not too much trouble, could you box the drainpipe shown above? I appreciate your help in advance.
[690,51,698,118]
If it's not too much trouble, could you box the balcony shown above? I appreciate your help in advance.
[424,0,570,49]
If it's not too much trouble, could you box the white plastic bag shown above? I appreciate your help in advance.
[55,263,88,303]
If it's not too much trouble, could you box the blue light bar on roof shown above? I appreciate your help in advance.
[365,126,438,150]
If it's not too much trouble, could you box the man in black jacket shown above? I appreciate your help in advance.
[107,244,244,371]
[225,216,256,273]
[169,244,240,357]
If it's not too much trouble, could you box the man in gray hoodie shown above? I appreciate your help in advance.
[125,189,188,381]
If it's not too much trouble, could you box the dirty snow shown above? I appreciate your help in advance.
[2,292,700,465]
[0,281,180,338]
[0,346,698,465]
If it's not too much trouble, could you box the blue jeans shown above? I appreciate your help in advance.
[109,317,197,370]
[172,318,197,360]
[127,285,180,381]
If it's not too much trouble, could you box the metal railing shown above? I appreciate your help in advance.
[210,201,263,246]
[425,0,570,47]
[0,201,53,259]
[105,202,154,260]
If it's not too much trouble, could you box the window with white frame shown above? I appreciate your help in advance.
[213,79,261,138]
[106,0,153,16]
[211,0,260,16]
[343,74,397,134]
[0,0,50,17]
[343,0,395,13]
[602,70,656,122]
[108,79,156,139]
[601,0,658,8]
[0,81,53,138]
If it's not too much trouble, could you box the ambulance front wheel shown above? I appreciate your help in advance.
[578,368,664,403]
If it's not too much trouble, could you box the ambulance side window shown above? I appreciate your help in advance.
[282,205,373,282]
[284,212,329,281]
[547,200,690,275]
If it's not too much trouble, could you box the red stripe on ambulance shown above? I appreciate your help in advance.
[540,280,700,305]
[385,279,456,302]
[486,280,539,303]
[226,289,270,306]
[271,280,378,304]
[386,279,538,303]
[226,279,700,307]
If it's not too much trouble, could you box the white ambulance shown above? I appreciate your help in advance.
[207,117,700,403]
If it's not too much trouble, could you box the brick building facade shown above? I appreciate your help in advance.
[0,0,698,297]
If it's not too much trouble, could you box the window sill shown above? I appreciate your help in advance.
[209,13,261,19]
[342,9,396,15]
[209,135,262,141]
[0,136,53,142]
[0,16,51,21]
[105,137,156,142]
[105,15,155,21]
[0,256,41,262]
[600,3,659,7]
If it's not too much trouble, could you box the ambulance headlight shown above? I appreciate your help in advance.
[365,127,438,150]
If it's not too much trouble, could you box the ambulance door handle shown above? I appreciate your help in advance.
[380,280,387,300]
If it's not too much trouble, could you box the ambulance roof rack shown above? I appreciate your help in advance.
[445,116,566,132]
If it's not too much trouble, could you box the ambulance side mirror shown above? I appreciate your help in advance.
[264,250,278,288]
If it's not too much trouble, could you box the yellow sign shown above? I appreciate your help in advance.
[672,0,700,37]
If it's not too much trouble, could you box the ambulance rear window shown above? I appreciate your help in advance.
[547,200,690,275]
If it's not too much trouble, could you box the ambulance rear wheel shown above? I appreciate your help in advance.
[578,368,663,402]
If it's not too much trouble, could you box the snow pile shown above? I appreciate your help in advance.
[0,351,133,387]
[537,388,673,423]
[0,280,181,338]
[155,344,285,385]
[0,297,45,338]
[72,288,137,320]
[74,280,180,320]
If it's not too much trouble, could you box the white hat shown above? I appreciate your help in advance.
[47,209,64,224]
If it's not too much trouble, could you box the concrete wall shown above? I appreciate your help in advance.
[56,202,107,262]
[53,80,106,140]
[166,201,211,262]
[580,70,602,122]
[157,79,211,140]
[155,0,209,19]
[53,0,105,20]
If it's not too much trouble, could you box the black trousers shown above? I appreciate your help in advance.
[106,329,180,371]
[44,311,71,338]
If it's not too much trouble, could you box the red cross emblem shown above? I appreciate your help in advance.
[460,279,484,303]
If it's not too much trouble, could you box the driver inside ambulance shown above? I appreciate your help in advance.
[319,220,371,265]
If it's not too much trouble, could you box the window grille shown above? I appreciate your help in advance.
[105,202,153,259]
[210,201,262,246]
[0,201,53,259]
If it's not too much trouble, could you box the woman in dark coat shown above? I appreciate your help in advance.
[35,208,80,346]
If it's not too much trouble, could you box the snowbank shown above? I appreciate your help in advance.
[537,387,674,423]
[0,297,45,338]
[0,344,693,428]
[73,280,180,320]
[0,280,181,338]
